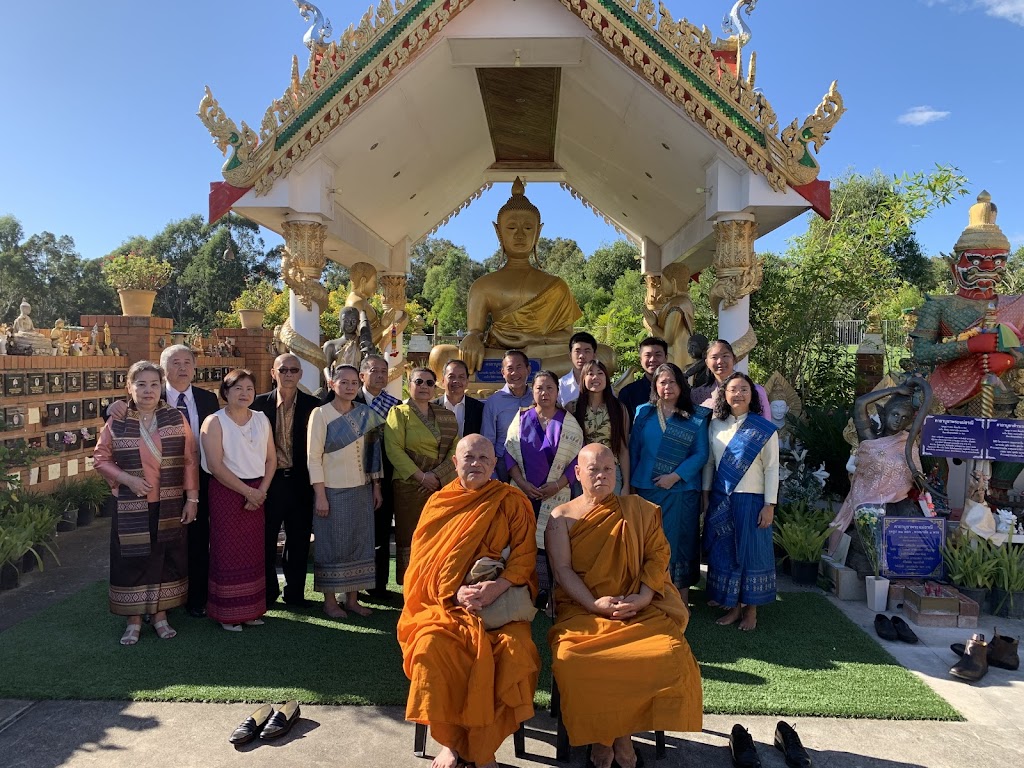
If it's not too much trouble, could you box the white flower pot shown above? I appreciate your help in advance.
[865,575,890,612]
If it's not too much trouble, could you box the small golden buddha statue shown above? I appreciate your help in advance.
[431,177,610,377]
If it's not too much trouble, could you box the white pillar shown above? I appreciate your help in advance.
[719,294,751,373]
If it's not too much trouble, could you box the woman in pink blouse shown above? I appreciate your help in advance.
[94,361,199,646]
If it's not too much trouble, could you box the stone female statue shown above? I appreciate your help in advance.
[827,376,932,553]
[323,306,374,378]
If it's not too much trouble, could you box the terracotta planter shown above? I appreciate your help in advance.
[237,309,266,329]
[118,289,157,316]
[865,575,891,612]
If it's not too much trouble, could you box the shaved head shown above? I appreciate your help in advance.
[454,435,497,490]
[575,443,617,500]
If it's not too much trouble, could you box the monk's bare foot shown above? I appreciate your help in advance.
[613,735,638,768]
[591,742,615,768]
[717,606,742,626]
[739,605,757,631]
[430,746,459,768]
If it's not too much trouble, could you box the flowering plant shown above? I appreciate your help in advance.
[102,252,173,292]
[779,446,830,507]
[854,506,885,577]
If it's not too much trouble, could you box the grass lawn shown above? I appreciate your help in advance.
[0,579,959,720]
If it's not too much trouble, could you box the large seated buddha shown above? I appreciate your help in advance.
[430,178,612,378]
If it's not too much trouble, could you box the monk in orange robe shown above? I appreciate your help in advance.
[398,434,540,768]
[547,444,703,768]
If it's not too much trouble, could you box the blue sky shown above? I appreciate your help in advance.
[1,0,1022,266]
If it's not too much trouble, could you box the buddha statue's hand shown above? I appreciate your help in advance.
[459,332,485,373]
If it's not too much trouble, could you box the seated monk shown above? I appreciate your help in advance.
[397,434,540,768]
[429,178,613,378]
[546,444,703,768]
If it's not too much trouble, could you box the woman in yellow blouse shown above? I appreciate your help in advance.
[384,367,459,584]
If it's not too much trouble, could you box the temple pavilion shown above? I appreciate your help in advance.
[199,0,844,390]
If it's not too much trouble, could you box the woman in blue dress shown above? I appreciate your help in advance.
[629,362,709,603]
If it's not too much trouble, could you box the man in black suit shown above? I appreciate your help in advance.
[354,354,401,598]
[104,344,219,618]
[251,353,320,608]
[434,359,483,438]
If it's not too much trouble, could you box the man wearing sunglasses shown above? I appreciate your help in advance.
[252,354,320,608]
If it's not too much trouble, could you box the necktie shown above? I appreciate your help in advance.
[176,392,189,423]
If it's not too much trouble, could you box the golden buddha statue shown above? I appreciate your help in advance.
[430,177,611,377]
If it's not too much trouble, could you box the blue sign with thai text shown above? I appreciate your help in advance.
[921,415,986,460]
[881,517,945,579]
[474,358,541,383]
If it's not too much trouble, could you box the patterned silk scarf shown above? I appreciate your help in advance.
[324,403,386,476]
[110,404,187,558]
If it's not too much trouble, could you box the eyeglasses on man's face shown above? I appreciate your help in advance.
[277,367,301,374]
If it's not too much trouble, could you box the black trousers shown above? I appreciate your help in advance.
[373,480,394,591]
[264,468,314,603]
[186,474,211,612]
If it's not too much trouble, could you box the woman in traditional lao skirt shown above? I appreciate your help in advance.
[200,368,275,631]
[629,362,709,604]
[505,369,584,592]
[384,367,459,585]
[702,372,779,631]
[307,365,384,618]
[566,360,630,493]
[94,361,199,646]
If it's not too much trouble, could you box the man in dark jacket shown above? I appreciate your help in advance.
[434,359,483,438]
[252,353,320,608]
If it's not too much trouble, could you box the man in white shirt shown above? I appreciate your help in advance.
[435,359,484,438]
[558,332,597,407]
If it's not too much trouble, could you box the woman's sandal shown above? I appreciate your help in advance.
[153,619,177,640]
[120,624,142,646]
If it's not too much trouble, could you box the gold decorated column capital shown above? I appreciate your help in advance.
[710,218,761,314]
[379,272,408,314]
[281,220,329,310]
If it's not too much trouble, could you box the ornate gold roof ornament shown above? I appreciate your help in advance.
[197,86,263,188]
[777,80,846,186]
[954,191,1010,254]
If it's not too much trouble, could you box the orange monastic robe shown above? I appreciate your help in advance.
[398,478,540,765]
[548,495,703,746]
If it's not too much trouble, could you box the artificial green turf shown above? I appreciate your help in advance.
[0,580,959,720]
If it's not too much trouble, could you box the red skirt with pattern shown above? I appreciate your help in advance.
[207,477,266,624]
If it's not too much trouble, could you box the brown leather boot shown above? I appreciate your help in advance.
[989,629,1020,671]
[950,634,989,682]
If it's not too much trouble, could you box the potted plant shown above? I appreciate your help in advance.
[231,278,279,329]
[854,507,890,611]
[76,475,110,527]
[991,542,1024,620]
[942,530,997,613]
[102,251,174,316]
[773,519,831,585]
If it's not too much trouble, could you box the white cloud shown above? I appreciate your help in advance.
[926,1,1024,26]
[897,106,951,126]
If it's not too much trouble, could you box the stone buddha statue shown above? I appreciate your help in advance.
[430,177,611,377]
[11,299,52,354]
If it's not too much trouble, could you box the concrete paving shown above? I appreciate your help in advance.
[1,517,1022,767]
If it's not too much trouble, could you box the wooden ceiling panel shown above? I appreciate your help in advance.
[476,67,560,165]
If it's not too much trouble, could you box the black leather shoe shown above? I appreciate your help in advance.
[260,700,301,740]
[729,724,761,768]
[890,616,919,644]
[873,614,898,641]
[774,722,812,767]
[228,704,274,745]
[186,606,207,619]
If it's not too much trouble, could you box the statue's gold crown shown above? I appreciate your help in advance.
[954,191,1010,253]
[497,176,540,220]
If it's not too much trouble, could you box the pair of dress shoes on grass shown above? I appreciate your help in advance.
[730,722,811,768]
[228,701,301,745]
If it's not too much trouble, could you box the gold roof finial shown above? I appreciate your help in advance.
[954,190,1010,253]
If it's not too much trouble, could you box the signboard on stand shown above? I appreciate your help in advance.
[881,517,945,579]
